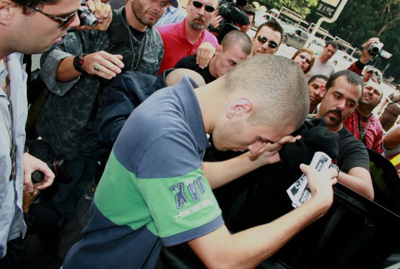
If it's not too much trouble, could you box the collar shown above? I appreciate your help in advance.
[173,77,208,151]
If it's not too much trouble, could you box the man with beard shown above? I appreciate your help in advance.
[38,0,177,229]
[313,70,374,199]
[343,80,384,154]
[157,0,219,73]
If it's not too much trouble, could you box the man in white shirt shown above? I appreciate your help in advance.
[306,41,338,81]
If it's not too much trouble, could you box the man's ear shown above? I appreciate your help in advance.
[215,45,222,55]
[226,98,253,119]
[0,1,14,26]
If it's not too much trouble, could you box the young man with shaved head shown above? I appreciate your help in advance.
[63,55,338,268]
[175,30,253,83]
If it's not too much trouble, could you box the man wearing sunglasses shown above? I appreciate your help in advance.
[252,20,283,55]
[157,0,219,74]
[0,0,82,266]
[37,0,177,231]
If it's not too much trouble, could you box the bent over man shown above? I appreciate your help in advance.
[63,55,338,268]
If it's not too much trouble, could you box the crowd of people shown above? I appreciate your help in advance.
[1,0,399,268]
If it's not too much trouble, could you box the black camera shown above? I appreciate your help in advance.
[208,0,250,39]
[78,6,98,27]
[32,157,72,184]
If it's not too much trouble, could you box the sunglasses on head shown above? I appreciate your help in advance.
[257,36,278,49]
[192,0,216,13]
[19,3,77,28]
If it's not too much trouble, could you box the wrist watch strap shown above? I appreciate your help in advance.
[73,53,87,73]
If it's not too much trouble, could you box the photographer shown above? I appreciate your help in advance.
[348,37,381,76]
[37,0,177,230]
[208,0,252,42]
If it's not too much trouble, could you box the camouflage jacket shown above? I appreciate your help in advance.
[37,7,163,159]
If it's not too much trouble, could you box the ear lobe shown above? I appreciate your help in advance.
[226,98,253,119]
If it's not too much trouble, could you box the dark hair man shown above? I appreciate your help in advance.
[252,20,284,55]
[343,80,384,154]
[0,0,81,265]
[157,0,219,74]
[236,4,255,33]
[63,55,338,269]
[314,70,374,199]
[37,0,176,227]
[308,74,328,113]
[305,41,338,80]
[175,30,253,83]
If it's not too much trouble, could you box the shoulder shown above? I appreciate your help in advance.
[175,55,198,68]
[204,31,218,46]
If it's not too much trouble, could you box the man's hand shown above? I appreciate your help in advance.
[82,51,124,79]
[196,42,216,69]
[75,0,113,31]
[249,135,301,165]
[301,164,337,211]
[360,37,380,64]
[210,15,222,31]
[23,153,55,193]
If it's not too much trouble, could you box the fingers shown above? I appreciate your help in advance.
[84,0,112,31]
[84,51,124,79]
[196,42,216,69]
[34,166,55,190]
[23,153,55,192]
[211,15,222,28]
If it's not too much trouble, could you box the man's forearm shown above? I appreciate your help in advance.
[338,168,374,199]
[56,56,83,82]
[203,152,267,189]
[189,192,332,268]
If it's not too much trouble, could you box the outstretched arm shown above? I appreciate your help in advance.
[189,164,337,268]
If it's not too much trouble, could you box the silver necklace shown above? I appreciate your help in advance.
[124,20,147,71]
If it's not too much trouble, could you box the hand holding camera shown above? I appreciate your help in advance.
[75,0,113,31]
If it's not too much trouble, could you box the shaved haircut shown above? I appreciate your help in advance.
[221,30,253,56]
[223,55,308,130]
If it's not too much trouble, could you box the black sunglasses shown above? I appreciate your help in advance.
[192,0,216,13]
[21,3,77,28]
[257,36,278,49]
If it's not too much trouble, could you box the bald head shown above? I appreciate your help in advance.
[223,55,308,130]
[166,68,206,87]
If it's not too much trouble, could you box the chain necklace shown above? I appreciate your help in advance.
[124,18,148,71]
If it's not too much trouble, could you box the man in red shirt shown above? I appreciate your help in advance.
[157,0,219,74]
[343,80,384,154]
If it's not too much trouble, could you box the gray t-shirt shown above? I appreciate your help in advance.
[305,57,335,81]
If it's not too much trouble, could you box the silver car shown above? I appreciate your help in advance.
[283,28,310,49]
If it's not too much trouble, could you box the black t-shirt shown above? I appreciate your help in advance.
[337,126,370,173]
[174,55,216,84]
